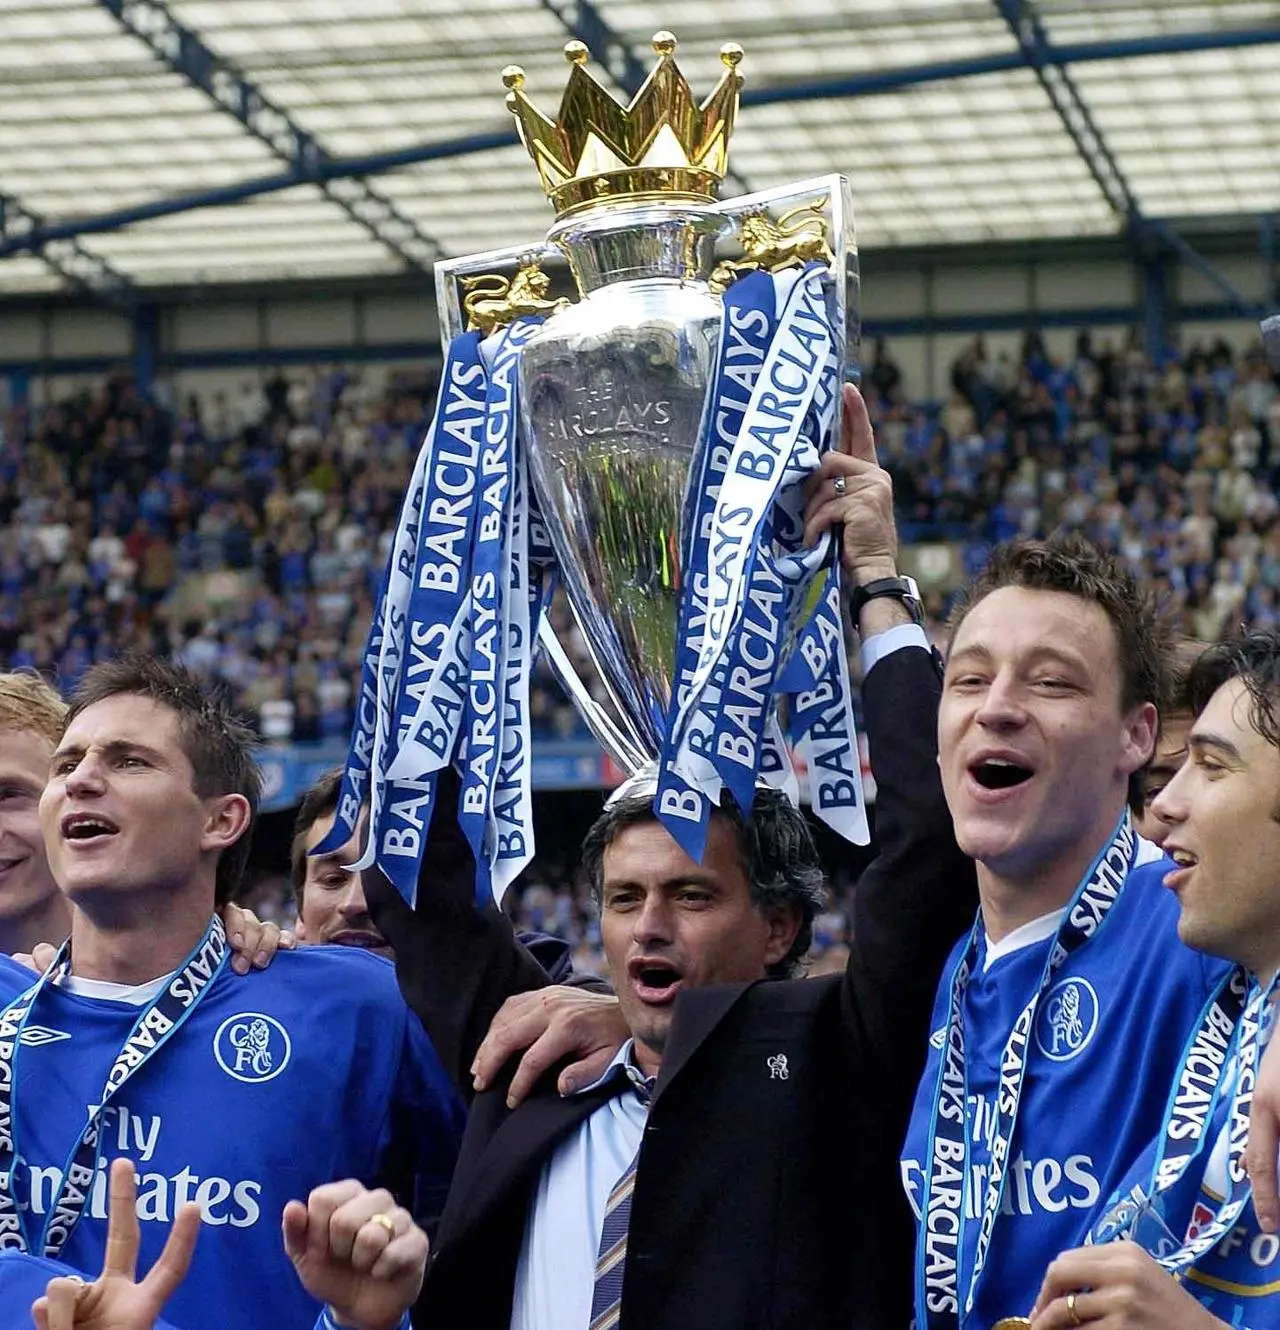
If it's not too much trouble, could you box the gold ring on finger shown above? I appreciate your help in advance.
[369,1212,396,1237]
[1067,1292,1083,1326]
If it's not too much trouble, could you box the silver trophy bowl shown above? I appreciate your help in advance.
[434,174,857,776]
[520,202,726,767]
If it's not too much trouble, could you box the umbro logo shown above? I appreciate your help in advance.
[20,1025,71,1047]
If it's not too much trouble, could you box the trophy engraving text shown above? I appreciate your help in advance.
[547,384,675,443]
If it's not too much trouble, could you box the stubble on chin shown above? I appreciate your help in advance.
[630,1012,670,1063]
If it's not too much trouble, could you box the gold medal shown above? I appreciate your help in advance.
[991,1320,1032,1330]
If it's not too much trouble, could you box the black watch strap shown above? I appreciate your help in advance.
[847,575,924,623]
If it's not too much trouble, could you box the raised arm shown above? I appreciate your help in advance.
[805,384,977,1079]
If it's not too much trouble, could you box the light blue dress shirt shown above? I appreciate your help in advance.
[509,1041,648,1330]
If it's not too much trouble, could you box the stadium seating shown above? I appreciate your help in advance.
[6,327,1278,972]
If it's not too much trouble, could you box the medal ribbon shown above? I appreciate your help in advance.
[365,332,489,900]
[0,915,227,1259]
[916,813,1140,1328]
[1088,970,1273,1276]
[705,310,838,818]
[666,265,830,767]
[490,413,536,901]
[656,269,776,861]
[318,382,436,868]
[459,317,542,903]
[313,562,389,860]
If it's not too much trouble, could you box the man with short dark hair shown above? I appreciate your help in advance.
[0,656,464,1330]
[288,768,576,986]
[483,495,1280,1327]
[1027,631,1280,1329]
[290,769,392,956]
[0,668,280,969]
[898,535,1237,1328]
[1135,639,1204,845]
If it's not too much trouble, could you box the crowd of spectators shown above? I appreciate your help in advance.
[0,364,602,748]
[865,328,1280,646]
[4,323,1279,972]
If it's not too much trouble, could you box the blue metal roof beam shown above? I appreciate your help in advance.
[4,24,1278,261]
[0,191,137,308]
[995,0,1265,318]
[994,0,1139,221]
[95,0,447,272]
[1146,216,1262,316]
[539,0,753,196]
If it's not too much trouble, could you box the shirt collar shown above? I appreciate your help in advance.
[983,907,1067,972]
[570,1038,653,1100]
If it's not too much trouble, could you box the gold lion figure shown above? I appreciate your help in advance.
[461,262,568,336]
[709,201,834,295]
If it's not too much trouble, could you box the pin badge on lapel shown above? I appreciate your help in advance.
[767,1053,790,1081]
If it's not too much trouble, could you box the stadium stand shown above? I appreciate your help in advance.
[8,329,1280,738]
[5,324,1280,973]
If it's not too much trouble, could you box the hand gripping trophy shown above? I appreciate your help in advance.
[319,32,868,905]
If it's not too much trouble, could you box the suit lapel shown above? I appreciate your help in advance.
[445,1079,619,1241]
[652,980,755,1106]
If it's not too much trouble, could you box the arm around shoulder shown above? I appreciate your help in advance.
[363,767,551,1090]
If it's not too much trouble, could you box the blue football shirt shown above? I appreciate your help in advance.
[0,941,463,1330]
[901,851,1230,1326]
[1093,1034,1280,1330]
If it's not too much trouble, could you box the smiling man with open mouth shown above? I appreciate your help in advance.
[900,535,1243,1330]
[1022,630,1280,1330]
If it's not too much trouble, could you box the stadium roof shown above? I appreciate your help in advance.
[1,0,1278,298]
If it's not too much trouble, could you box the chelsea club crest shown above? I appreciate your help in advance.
[214,1012,292,1084]
[1034,978,1100,1063]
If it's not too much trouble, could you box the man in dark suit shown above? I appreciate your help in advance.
[365,385,977,1330]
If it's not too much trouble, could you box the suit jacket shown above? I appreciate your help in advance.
[367,643,977,1330]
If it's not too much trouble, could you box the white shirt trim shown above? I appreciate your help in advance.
[56,972,175,1006]
[860,622,929,676]
[980,837,1162,972]
[983,908,1067,972]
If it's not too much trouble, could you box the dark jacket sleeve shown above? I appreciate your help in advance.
[516,929,575,984]
[841,643,978,1087]
[364,767,553,1095]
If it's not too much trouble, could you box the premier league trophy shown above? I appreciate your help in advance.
[320,32,868,904]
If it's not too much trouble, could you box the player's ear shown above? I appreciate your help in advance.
[201,792,252,855]
[1120,701,1158,775]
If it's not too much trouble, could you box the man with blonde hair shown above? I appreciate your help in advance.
[0,671,70,955]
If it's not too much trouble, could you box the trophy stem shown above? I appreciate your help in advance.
[549,202,727,295]
[536,617,649,772]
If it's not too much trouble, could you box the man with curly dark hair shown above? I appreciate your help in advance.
[364,385,979,1330]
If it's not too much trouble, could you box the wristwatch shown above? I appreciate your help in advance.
[847,574,924,624]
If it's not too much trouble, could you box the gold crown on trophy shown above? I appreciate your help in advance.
[502,31,744,217]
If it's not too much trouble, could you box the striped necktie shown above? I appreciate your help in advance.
[587,1067,654,1330]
